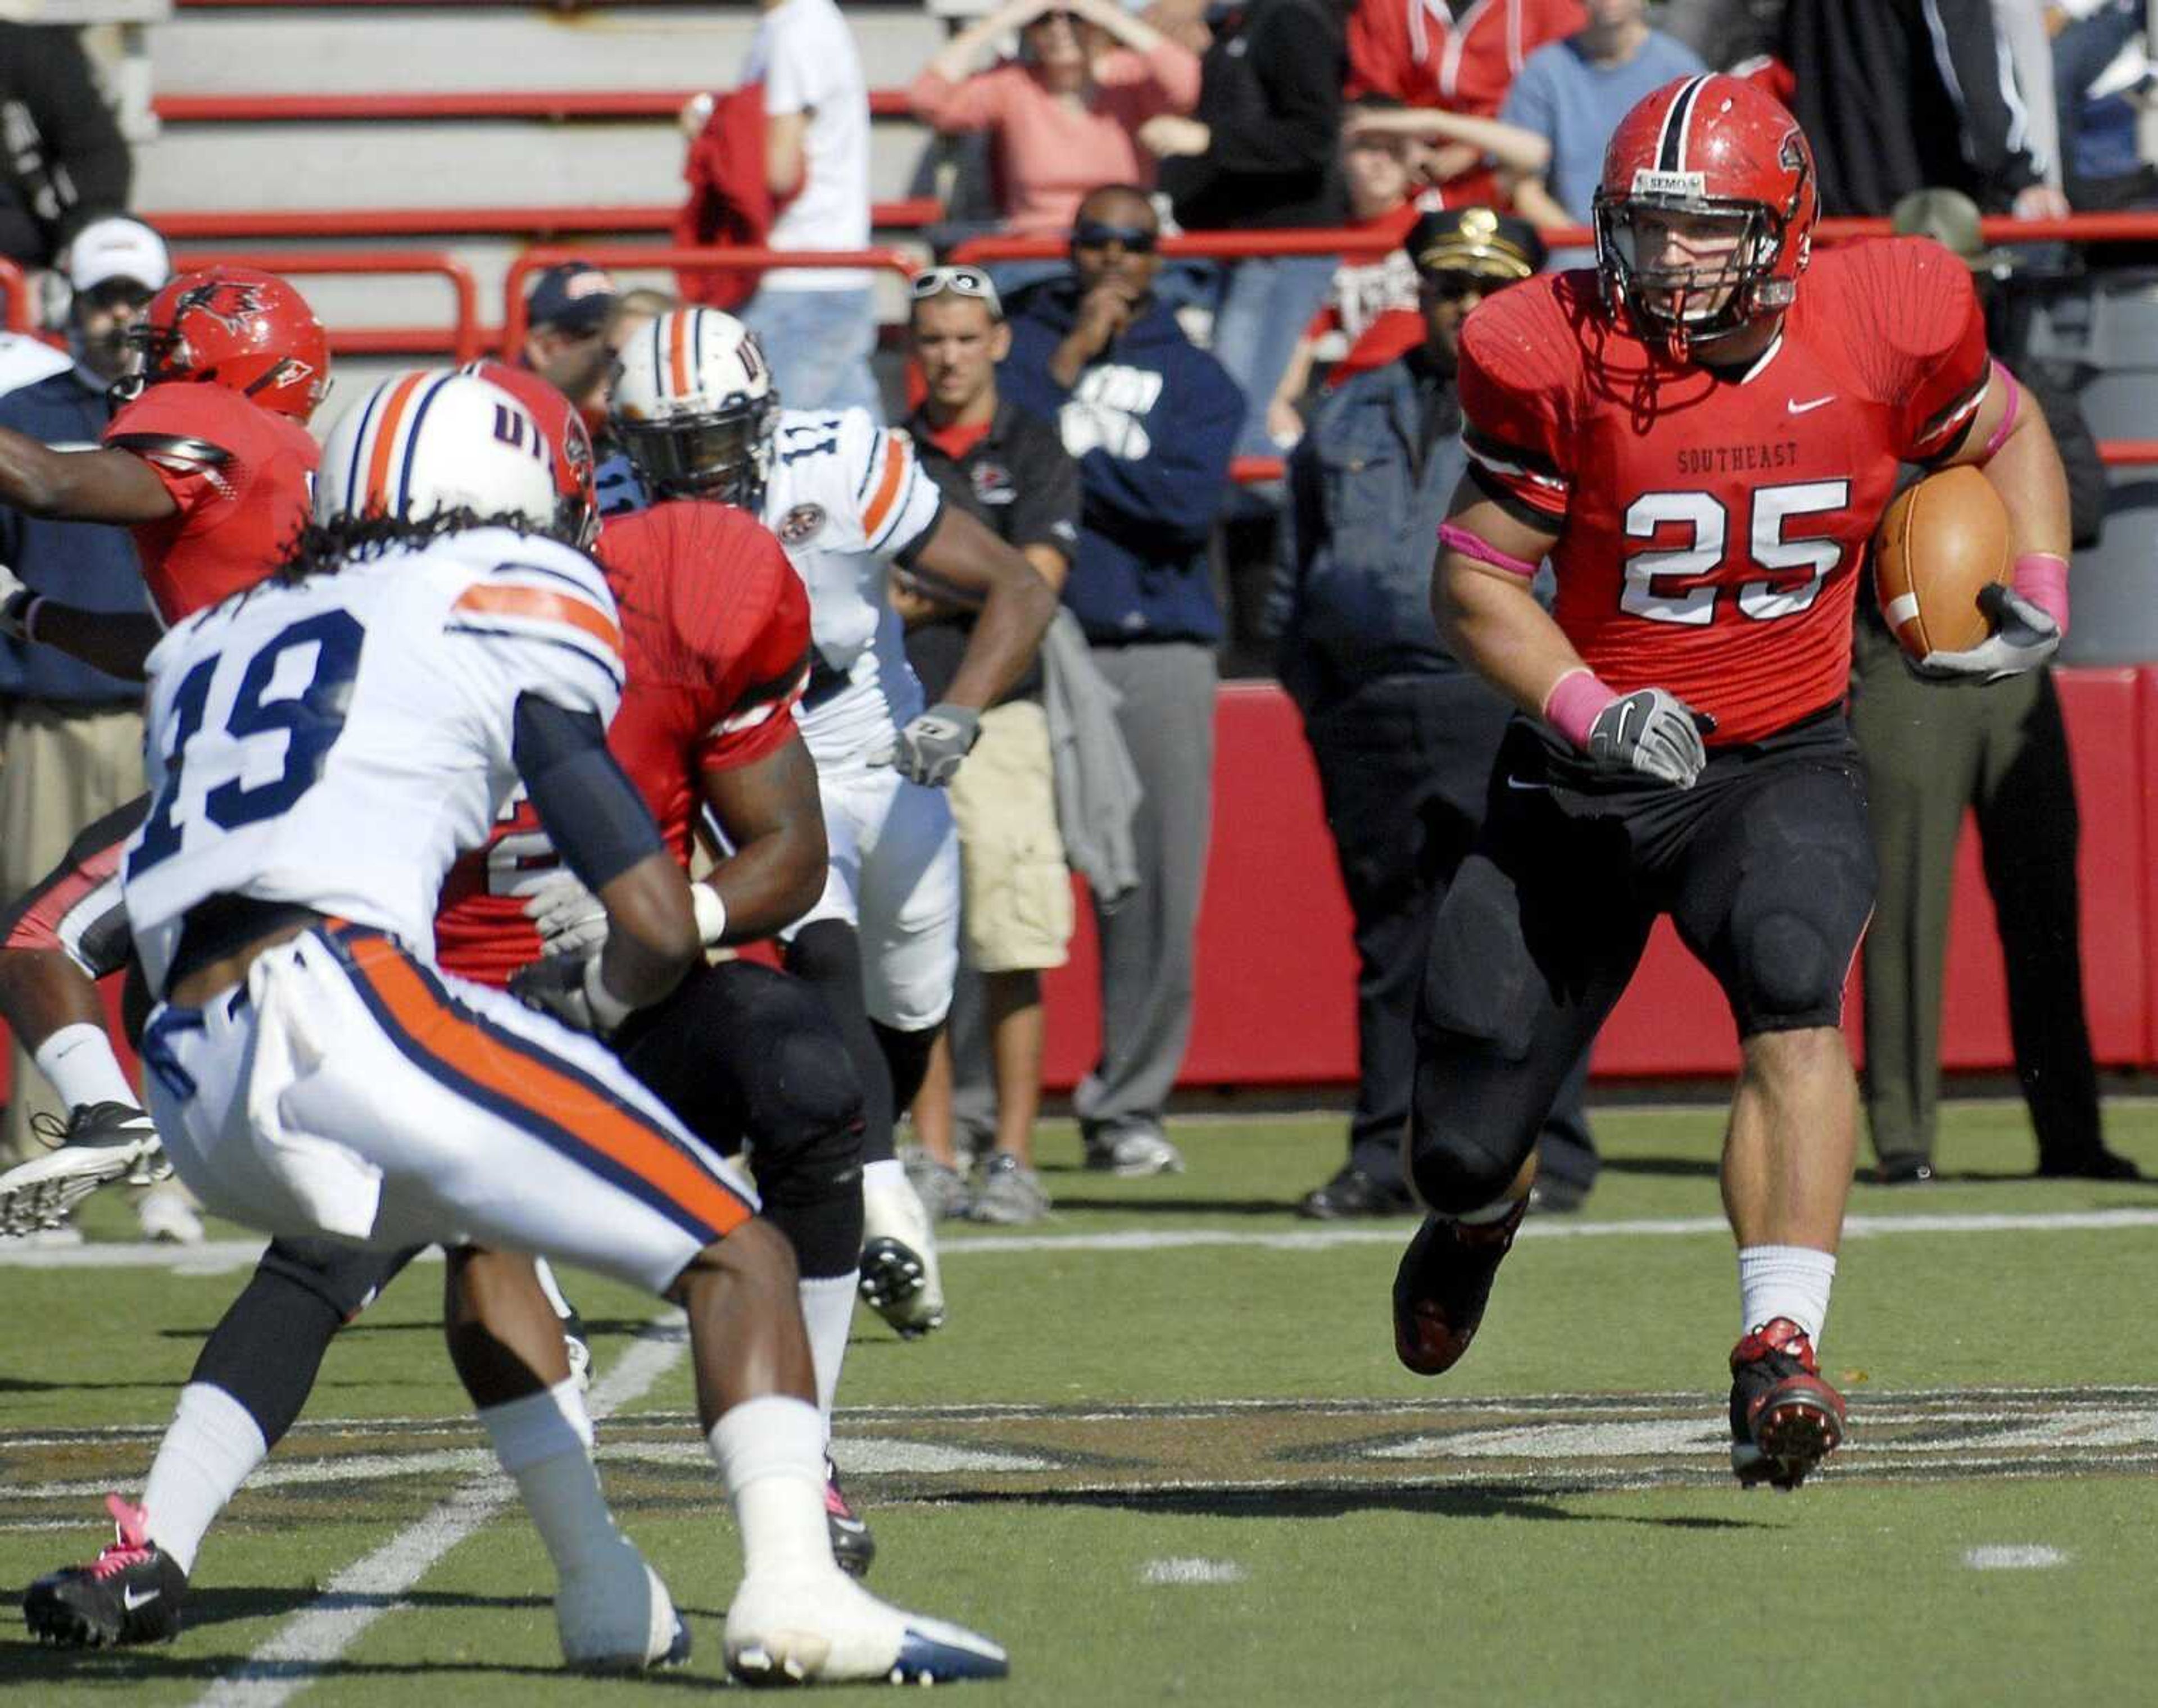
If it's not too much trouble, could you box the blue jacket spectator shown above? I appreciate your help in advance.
[0,366,139,702]
[1268,352,1467,712]
[1001,272,1242,646]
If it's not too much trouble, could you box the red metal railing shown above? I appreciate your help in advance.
[0,256,29,336]
[498,244,921,356]
[154,88,915,122]
[173,248,483,364]
[150,198,944,243]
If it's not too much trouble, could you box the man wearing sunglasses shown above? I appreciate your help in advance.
[1001,183,1243,1177]
[1270,207,1601,1223]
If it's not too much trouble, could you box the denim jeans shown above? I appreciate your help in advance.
[740,284,882,420]
[1209,253,1339,465]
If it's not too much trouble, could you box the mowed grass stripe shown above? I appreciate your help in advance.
[190,1319,687,1708]
[8,1204,2158,1276]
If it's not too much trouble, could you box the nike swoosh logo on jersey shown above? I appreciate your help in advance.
[1787,396,1835,415]
[123,1586,160,1610]
[1504,775,1548,792]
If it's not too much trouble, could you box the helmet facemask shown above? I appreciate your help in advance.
[617,397,776,510]
[1593,191,1792,360]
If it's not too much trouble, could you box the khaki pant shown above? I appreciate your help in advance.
[0,698,144,1162]
[946,700,1072,974]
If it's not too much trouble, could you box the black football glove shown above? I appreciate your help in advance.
[1583,687,1709,789]
[873,702,981,788]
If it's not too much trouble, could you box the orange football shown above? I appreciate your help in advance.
[1872,466,2012,662]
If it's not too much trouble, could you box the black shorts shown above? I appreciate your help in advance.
[1424,706,1875,1048]
[0,793,148,979]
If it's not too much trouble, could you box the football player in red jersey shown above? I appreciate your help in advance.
[0,267,328,1234]
[1392,74,2071,1491]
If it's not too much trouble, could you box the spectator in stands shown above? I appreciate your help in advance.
[1000,184,1243,1176]
[1499,0,1706,255]
[0,216,166,1169]
[895,266,1080,1225]
[1271,207,1599,1218]
[1781,0,2070,217]
[738,0,881,416]
[1848,187,2138,1185]
[521,258,620,425]
[907,0,1202,243]
[1264,101,1439,449]
[0,25,131,269]
[1145,0,1349,483]
[2051,0,2158,210]
[1344,0,1581,209]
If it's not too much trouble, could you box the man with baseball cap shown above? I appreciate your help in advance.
[1273,204,1601,1220]
[522,258,622,421]
[0,212,171,1191]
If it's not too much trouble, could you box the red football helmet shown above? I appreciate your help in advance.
[1592,73,1817,358]
[461,359,600,547]
[126,266,331,421]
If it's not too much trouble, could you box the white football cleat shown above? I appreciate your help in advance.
[859,1171,945,1338]
[724,1568,1007,1686]
[556,1538,692,1671]
[0,1102,164,1236]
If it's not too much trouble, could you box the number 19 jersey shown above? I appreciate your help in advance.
[1459,237,1991,744]
[123,528,623,995]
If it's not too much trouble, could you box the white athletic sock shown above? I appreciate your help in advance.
[33,1023,137,1113]
[479,1379,618,1577]
[1737,1245,1837,1345]
[140,1383,269,1576]
[862,1157,906,1196]
[1457,1193,1522,1225]
[707,1394,833,1580]
[797,1271,858,1429]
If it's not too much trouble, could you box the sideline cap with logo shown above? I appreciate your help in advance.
[528,260,621,332]
[1408,206,1547,283]
[67,216,171,295]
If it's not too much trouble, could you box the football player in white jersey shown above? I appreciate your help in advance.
[114,367,1007,1686]
[608,307,1056,1338]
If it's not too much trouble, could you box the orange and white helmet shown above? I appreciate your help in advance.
[609,307,777,507]
[317,368,563,535]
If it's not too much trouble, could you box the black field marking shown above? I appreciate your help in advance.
[8,1389,2158,1524]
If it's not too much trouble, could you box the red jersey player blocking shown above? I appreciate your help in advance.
[1394,74,2070,1490]
[0,267,325,1234]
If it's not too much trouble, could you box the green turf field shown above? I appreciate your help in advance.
[3,1100,2156,1705]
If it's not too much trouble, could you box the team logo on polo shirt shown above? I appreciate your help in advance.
[777,502,826,546]
[969,461,1016,507]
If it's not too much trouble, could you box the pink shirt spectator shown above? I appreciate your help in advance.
[909,42,1200,237]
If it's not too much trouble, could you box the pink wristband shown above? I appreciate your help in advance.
[2012,551,2069,634]
[1438,520,1539,578]
[1543,667,1619,751]
[1982,361,2020,460]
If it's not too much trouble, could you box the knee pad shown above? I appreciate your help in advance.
[1408,1040,1545,1215]
[257,1237,421,1320]
[1726,847,1871,1034]
[749,1028,866,1214]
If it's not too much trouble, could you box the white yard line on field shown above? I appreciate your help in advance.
[8,1206,2158,1275]
[189,1319,686,1708]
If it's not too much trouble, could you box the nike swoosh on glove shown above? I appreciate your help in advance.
[1584,687,1708,788]
[871,702,981,788]
[1907,582,2061,684]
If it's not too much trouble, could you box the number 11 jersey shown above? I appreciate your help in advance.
[1459,237,1991,744]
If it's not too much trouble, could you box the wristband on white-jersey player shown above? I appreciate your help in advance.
[691,880,728,946]
[581,953,636,1033]
[1437,520,1539,578]
[2011,551,2069,634]
[1542,667,1620,752]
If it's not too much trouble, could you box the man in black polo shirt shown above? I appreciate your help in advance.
[896,265,1081,1224]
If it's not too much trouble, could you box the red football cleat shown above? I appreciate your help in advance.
[1390,1199,1527,1376]
[1729,1317,1847,1490]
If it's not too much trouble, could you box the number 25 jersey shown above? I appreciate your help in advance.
[1459,237,1991,744]
[123,528,622,994]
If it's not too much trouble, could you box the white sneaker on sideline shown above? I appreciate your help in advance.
[724,1567,1007,1685]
